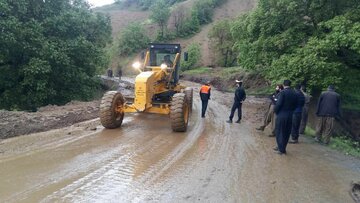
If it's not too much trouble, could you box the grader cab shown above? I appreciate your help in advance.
[100,43,193,132]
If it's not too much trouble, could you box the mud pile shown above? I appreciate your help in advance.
[0,101,100,139]
[0,78,134,139]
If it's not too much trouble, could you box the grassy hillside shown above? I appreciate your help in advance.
[95,0,256,73]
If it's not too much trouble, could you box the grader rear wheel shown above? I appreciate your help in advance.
[100,91,125,129]
[170,93,189,132]
[184,87,193,112]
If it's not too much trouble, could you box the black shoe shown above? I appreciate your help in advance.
[275,151,286,155]
[235,120,241,123]
[273,147,279,151]
[256,126,265,131]
[226,120,232,123]
[268,134,275,137]
[289,139,299,144]
[201,115,205,118]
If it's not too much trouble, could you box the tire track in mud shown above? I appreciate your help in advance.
[0,119,102,163]
[129,92,258,202]
[24,84,258,203]
[1,82,360,202]
[1,114,183,202]
[40,100,207,202]
[1,118,142,202]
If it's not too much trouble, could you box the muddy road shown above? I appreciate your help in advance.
[0,82,359,202]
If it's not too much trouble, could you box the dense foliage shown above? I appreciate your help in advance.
[182,43,201,70]
[208,20,236,67]
[115,0,184,10]
[118,23,150,56]
[150,0,171,39]
[193,0,221,25]
[116,0,226,57]
[174,0,226,38]
[230,0,360,93]
[172,6,200,38]
[0,0,112,111]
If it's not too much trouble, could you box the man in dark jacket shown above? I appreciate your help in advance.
[226,80,246,123]
[107,68,113,77]
[117,68,122,80]
[200,81,211,118]
[315,85,341,144]
[274,80,297,155]
[289,84,305,144]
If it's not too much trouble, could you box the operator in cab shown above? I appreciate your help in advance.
[162,55,173,67]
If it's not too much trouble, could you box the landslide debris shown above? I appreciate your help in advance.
[0,78,134,139]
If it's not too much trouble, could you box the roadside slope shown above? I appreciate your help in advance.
[174,0,255,66]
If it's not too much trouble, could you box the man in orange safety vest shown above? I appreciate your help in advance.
[200,81,211,118]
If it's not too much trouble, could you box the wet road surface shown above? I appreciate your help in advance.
[1,84,360,202]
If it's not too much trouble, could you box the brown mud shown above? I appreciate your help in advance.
[0,81,359,202]
[0,77,133,139]
[0,101,100,139]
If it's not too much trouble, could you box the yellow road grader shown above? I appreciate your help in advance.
[100,43,193,132]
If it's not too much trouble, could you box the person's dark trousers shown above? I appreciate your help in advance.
[299,105,309,134]
[275,112,293,153]
[201,99,209,117]
[291,112,302,140]
[229,103,242,121]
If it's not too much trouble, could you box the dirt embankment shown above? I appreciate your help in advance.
[0,78,134,139]
[0,101,100,139]
[181,68,268,92]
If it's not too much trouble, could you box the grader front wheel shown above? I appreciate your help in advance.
[100,91,125,129]
[184,87,193,112]
[170,93,189,132]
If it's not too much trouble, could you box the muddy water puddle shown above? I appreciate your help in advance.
[0,105,204,202]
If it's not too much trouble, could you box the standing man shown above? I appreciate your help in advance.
[226,80,246,123]
[117,65,123,80]
[274,80,297,155]
[107,68,113,78]
[200,81,211,118]
[289,84,305,144]
[299,85,311,135]
[256,84,284,137]
[315,85,341,145]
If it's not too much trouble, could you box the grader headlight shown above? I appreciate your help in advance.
[160,63,168,70]
[132,61,142,73]
[132,61,141,69]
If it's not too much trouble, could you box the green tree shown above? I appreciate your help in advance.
[193,0,214,25]
[173,4,186,35]
[118,23,150,56]
[209,20,236,67]
[269,9,360,89]
[115,0,184,10]
[150,0,170,38]
[182,43,201,70]
[0,0,111,110]
[231,0,359,91]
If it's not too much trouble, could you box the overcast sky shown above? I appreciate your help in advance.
[87,0,115,7]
